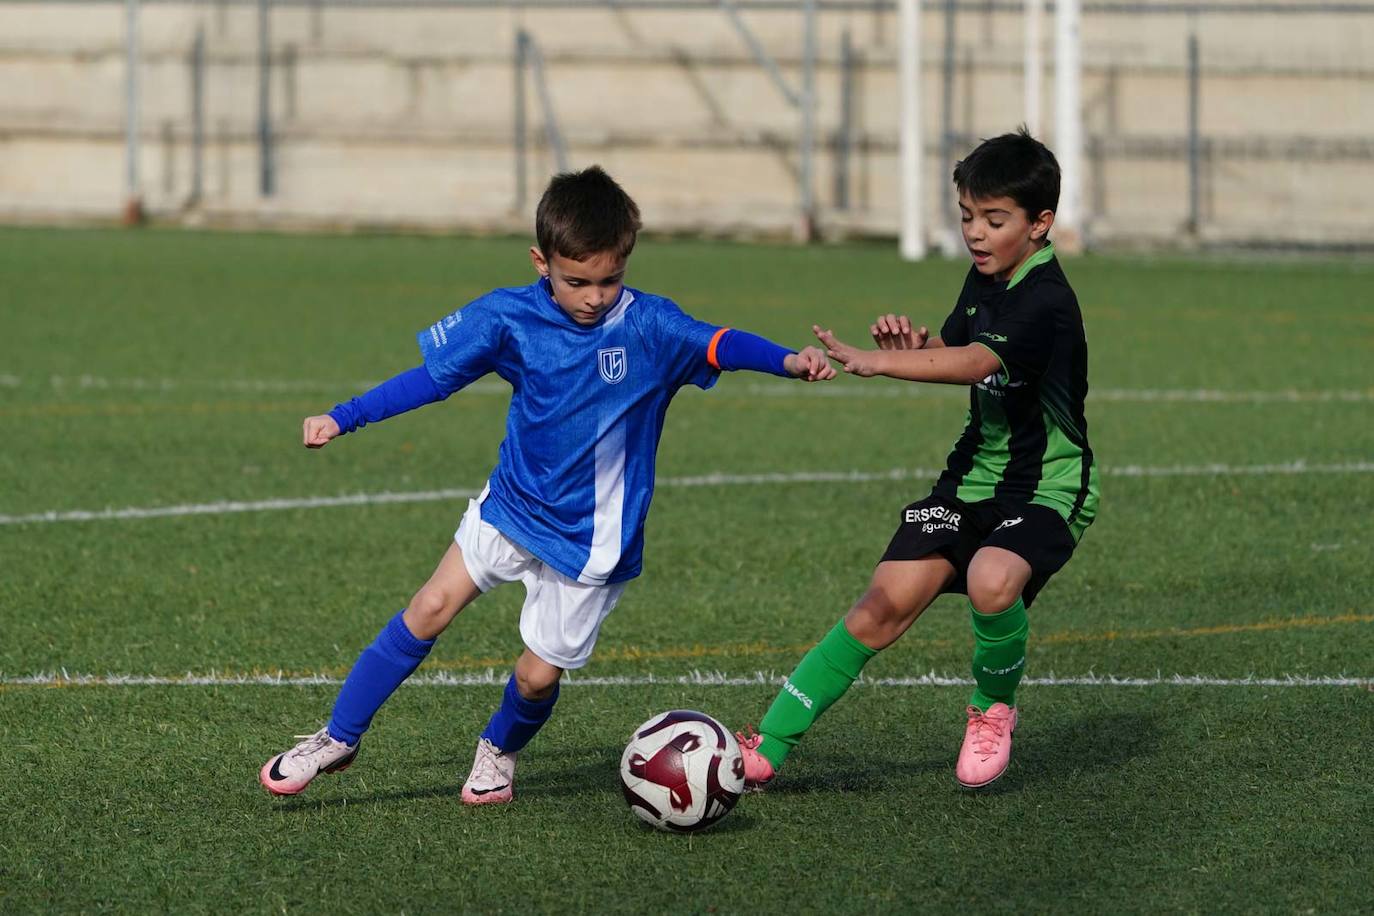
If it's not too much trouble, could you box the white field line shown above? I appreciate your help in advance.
[3,670,1368,688]
[0,489,482,524]
[745,383,1374,404]
[3,460,1374,526]
[3,373,1373,404]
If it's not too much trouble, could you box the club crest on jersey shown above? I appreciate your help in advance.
[598,347,627,385]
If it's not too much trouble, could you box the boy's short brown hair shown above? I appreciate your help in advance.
[536,166,642,262]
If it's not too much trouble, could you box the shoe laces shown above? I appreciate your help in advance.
[966,708,1009,756]
[289,727,335,759]
[471,739,508,784]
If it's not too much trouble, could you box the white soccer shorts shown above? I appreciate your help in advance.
[454,497,627,670]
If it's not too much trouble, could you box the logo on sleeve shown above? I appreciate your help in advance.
[428,311,462,349]
[598,347,627,384]
[979,331,1008,342]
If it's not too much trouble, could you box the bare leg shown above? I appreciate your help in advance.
[966,546,1032,614]
[402,542,483,640]
[512,648,562,701]
[845,555,958,650]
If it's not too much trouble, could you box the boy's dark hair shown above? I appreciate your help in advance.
[952,127,1060,220]
[536,165,642,262]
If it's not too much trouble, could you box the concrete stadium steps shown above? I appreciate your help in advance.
[2,2,1372,244]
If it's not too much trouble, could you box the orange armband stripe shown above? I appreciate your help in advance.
[706,327,731,369]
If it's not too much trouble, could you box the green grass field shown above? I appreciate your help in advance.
[1,227,1370,914]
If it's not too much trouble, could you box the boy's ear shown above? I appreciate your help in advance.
[529,246,550,277]
[1030,209,1055,241]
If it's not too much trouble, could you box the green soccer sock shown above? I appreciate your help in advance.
[969,597,1029,711]
[757,619,877,769]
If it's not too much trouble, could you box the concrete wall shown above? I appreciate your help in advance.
[2,1,1372,246]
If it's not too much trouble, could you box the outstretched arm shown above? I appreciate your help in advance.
[814,325,998,385]
[304,364,446,449]
[709,328,836,382]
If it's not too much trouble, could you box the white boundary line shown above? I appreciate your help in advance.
[2,670,1367,688]
[4,460,1374,526]
[4,373,1373,404]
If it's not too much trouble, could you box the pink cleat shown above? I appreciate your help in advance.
[735,727,775,790]
[461,738,517,805]
[259,727,360,796]
[955,703,1018,788]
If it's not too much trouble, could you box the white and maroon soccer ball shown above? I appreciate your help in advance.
[619,710,745,832]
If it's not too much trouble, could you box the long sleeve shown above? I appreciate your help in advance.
[327,365,445,435]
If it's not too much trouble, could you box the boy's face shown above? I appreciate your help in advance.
[958,191,1054,282]
[530,247,628,327]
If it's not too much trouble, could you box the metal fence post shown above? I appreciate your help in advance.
[189,25,204,207]
[124,0,143,223]
[524,33,569,173]
[834,28,854,211]
[938,0,958,252]
[799,0,817,239]
[1024,0,1043,136]
[258,0,274,197]
[1186,29,1201,236]
[514,30,528,214]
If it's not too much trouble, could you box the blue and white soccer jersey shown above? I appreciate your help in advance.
[418,278,722,667]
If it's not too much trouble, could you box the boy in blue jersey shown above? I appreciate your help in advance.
[260,166,834,803]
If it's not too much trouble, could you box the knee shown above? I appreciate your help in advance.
[514,656,561,700]
[967,570,1019,615]
[404,586,457,638]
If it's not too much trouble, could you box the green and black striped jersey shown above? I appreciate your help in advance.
[933,244,1099,541]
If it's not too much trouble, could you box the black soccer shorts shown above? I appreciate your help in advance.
[879,494,1076,607]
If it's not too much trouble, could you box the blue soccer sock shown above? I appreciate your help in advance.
[327,610,435,745]
[480,675,560,753]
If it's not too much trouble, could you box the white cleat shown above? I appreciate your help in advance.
[259,727,359,796]
[461,738,517,805]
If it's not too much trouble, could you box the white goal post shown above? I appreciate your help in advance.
[1053,0,1084,249]
[897,0,926,261]
[898,0,1082,259]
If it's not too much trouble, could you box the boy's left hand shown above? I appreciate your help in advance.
[785,346,837,382]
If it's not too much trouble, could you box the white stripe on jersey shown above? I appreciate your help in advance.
[430,325,441,348]
[577,288,635,583]
[580,415,627,584]
[601,288,633,330]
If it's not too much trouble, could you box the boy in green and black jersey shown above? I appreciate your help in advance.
[739,128,1099,789]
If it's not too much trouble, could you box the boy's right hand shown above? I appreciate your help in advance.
[303,414,342,449]
[814,325,883,377]
[870,314,928,350]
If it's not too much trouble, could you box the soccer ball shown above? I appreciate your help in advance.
[619,709,745,832]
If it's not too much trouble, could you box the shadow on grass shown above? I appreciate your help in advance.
[516,746,623,799]
[267,712,1162,812]
[269,780,464,812]
[748,709,1164,798]
[762,747,950,795]
[268,744,625,812]
[622,809,758,835]
[982,709,1164,794]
